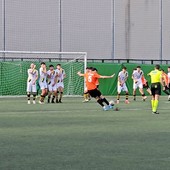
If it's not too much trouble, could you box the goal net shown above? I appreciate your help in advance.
[0,51,87,96]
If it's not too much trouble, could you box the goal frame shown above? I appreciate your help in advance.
[0,50,87,95]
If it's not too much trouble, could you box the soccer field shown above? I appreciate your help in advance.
[0,96,170,170]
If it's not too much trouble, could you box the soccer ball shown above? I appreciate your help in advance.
[109,100,115,106]
[114,107,119,111]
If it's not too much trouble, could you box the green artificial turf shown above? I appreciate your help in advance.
[0,96,170,170]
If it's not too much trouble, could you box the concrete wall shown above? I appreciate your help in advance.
[115,0,160,60]
[1,0,170,60]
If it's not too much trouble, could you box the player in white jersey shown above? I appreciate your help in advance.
[27,63,38,104]
[56,64,66,103]
[132,66,147,101]
[47,65,57,103]
[116,67,129,104]
[39,62,48,104]
[168,66,170,101]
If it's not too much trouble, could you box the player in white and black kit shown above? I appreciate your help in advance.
[47,65,57,103]
[168,66,170,101]
[27,63,38,104]
[56,64,66,103]
[132,66,147,101]
[116,67,129,104]
[39,62,48,104]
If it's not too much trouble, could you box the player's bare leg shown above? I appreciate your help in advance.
[83,92,89,102]
[125,91,130,104]
[39,89,47,104]
[100,95,113,110]
[56,90,59,103]
[87,93,91,100]
[116,93,120,104]
[139,88,147,101]
[51,91,56,103]
[133,89,136,101]
[146,88,152,95]
[58,87,64,103]
[162,86,170,96]
[101,96,110,105]
[27,92,31,104]
[83,87,89,102]
[48,91,52,103]
[32,92,36,104]
[95,96,108,110]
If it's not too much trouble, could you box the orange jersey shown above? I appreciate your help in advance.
[84,72,101,90]
[95,79,99,86]
[162,72,168,86]
[141,76,147,85]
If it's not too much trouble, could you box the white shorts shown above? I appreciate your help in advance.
[117,83,128,93]
[48,84,57,92]
[27,82,37,93]
[57,82,64,89]
[133,81,143,90]
[39,81,48,90]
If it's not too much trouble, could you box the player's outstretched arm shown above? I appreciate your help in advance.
[100,73,115,79]
[77,71,85,77]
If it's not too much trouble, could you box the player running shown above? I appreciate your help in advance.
[141,75,152,95]
[47,65,57,103]
[148,65,164,114]
[27,63,38,104]
[161,69,170,98]
[56,64,66,103]
[77,68,115,111]
[39,62,48,104]
[132,66,147,101]
[116,67,130,104]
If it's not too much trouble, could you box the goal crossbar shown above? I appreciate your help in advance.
[0,50,87,55]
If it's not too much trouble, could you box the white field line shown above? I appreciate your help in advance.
[0,108,169,115]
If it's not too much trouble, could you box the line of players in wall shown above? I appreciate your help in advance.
[27,62,66,104]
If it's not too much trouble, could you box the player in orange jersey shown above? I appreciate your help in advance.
[141,75,152,95]
[77,68,115,111]
[92,68,100,88]
[82,67,91,102]
[161,69,170,96]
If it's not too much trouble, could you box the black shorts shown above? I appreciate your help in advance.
[151,83,161,96]
[88,88,102,98]
[163,85,169,91]
[143,82,149,89]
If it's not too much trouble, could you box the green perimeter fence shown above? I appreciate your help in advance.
[0,61,169,96]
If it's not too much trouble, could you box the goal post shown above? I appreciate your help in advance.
[0,51,87,96]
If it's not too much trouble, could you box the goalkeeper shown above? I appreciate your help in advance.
[77,68,115,111]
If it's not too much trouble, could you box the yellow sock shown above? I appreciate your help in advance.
[151,100,155,112]
[84,93,88,100]
[153,100,159,112]
[117,94,120,100]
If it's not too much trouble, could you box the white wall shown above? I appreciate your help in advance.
[1,0,170,60]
